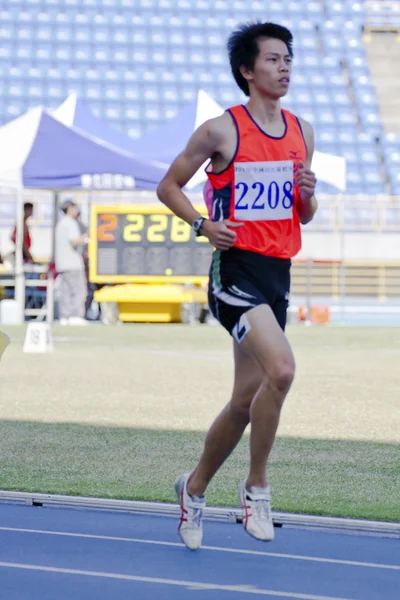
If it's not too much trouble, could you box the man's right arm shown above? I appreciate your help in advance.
[157,119,221,225]
[68,221,88,248]
[157,117,242,250]
[70,235,88,249]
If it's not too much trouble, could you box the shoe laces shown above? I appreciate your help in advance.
[253,498,271,521]
[190,507,204,528]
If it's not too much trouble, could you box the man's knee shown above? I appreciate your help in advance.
[275,361,295,392]
[264,356,295,394]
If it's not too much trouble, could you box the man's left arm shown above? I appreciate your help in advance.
[296,117,318,225]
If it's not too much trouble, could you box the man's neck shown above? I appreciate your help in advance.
[245,96,282,124]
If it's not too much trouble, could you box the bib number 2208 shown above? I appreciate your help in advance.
[234,160,294,221]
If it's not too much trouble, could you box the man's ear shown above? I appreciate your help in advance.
[239,64,253,83]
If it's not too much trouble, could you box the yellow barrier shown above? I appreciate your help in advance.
[94,283,208,323]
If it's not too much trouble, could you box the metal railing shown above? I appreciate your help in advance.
[0,265,55,322]
[291,259,400,301]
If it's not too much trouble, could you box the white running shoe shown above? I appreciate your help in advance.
[239,481,275,542]
[175,472,205,551]
[68,317,88,326]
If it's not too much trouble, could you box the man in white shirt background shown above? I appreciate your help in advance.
[55,200,89,325]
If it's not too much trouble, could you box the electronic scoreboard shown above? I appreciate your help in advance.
[89,205,212,284]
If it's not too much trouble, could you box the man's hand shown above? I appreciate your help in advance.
[295,161,317,202]
[201,219,243,251]
[72,233,89,249]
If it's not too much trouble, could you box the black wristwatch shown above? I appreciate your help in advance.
[192,216,207,237]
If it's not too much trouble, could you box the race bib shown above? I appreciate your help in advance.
[234,160,294,221]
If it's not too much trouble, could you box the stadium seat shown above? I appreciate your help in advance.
[306,2,323,18]
[384,150,400,165]
[327,74,347,90]
[341,148,359,165]
[345,38,365,56]
[323,37,345,57]
[360,150,380,166]
[337,111,358,126]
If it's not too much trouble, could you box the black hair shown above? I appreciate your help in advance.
[61,200,76,214]
[24,202,33,210]
[227,22,294,96]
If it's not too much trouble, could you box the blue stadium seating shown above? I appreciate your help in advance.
[0,0,398,195]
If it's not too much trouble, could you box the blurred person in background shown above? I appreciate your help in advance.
[75,207,98,321]
[75,206,90,278]
[55,200,89,325]
[11,202,35,264]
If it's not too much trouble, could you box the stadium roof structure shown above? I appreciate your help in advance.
[0,106,167,191]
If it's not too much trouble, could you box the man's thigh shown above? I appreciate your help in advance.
[60,272,73,296]
[236,304,295,380]
[66,270,87,298]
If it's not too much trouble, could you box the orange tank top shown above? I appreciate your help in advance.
[206,105,307,259]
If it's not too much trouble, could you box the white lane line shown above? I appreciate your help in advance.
[0,561,356,600]
[0,527,398,571]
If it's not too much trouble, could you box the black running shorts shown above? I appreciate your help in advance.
[208,248,291,343]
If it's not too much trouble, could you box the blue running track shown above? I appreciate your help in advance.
[0,503,399,600]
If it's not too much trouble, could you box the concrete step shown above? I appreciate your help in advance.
[366,65,400,76]
[381,121,400,134]
[383,116,400,124]
[365,32,400,133]
[376,102,400,111]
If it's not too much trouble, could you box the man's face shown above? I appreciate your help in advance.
[242,37,292,99]
[67,204,79,219]
[24,206,33,219]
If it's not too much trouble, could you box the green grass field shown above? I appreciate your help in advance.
[0,324,399,522]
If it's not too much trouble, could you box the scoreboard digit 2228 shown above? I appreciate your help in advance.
[89,205,213,284]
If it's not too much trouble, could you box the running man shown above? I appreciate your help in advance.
[157,22,317,550]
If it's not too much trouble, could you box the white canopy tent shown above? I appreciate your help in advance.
[0,106,168,323]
